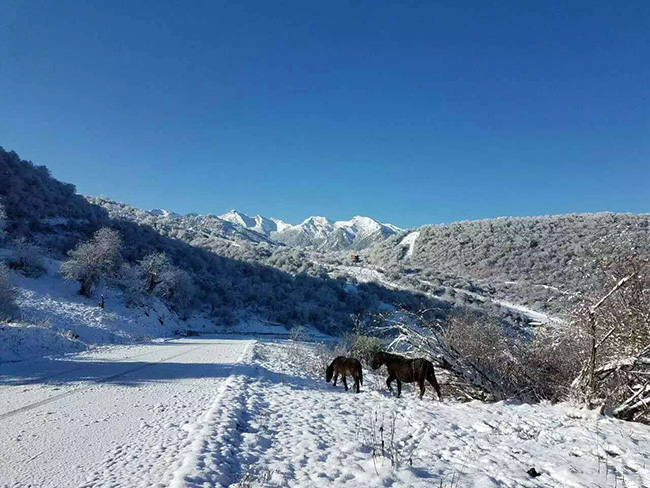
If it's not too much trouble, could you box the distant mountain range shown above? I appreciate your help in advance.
[218,210,402,251]
[92,201,402,252]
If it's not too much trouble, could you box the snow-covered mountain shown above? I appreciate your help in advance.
[90,199,400,251]
[218,210,402,251]
[218,210,292,236]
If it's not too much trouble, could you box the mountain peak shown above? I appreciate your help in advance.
[216,209,400,250]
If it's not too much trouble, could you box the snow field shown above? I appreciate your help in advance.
[165,339,650,487]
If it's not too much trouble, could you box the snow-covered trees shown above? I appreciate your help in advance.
[137,252,195,310]
[0,262,18,320]
[155,267,194,311]
[140,252,171,294]
[61,228,123,296]
[0,147,107,238]
[0,201,6,241]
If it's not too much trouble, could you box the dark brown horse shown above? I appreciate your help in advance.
[326,356,363,393]
[371,352,442,400]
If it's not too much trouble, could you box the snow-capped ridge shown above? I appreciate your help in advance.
[215,209,401,250]
[150,208,181,218]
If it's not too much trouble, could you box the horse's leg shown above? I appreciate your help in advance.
[355,377,360,393]
[342,375,348,391]
[386,375,395,394]
[396,378,402,398]
[427,369,443,401]
[418,375,426,399]
[333,372,338,386]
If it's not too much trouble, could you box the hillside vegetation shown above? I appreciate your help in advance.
[369,213,650,314]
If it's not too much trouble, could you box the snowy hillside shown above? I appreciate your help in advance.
[0,256,205,363]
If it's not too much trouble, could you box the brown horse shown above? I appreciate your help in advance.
[326,356,363,393]
[371,352,442,400]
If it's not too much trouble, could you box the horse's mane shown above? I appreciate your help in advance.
[381,351,405,359]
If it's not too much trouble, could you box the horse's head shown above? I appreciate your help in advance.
[325,362,334,382]
[370,352,384,370]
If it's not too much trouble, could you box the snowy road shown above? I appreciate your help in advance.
[0,336,253,488]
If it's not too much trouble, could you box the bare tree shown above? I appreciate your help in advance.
[571,254,650,422]
[61,228,123,296]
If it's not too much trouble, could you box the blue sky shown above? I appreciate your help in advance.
[1,1,648,229]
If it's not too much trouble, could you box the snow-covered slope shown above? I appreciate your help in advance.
[0,257,207,363]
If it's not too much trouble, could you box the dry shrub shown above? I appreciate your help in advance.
[443,311,582,401]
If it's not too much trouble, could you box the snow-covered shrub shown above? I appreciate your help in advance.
[8,237,45,277]
[114,262,145,302]
[155,266,195,311]
[442,313,532,399]
[289,325,307,342]
[61,227,123,296]
[338,317,384,366]
[0,262,18,320]
[0,200,6,241]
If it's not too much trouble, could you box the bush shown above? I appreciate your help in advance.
[0,262,18,320]
[8,237,45,277]
[289,325,307,342]
[154,266,195,311]
[61,227,123,296]
[570,254,650,422]
[341,332,383,366]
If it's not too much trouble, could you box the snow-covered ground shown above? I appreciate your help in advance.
[2,337,650,487]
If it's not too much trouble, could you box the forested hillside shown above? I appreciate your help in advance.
[368,213,650,313]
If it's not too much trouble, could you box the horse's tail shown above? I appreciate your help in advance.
[326,362,334,382]
[426,364,442,400]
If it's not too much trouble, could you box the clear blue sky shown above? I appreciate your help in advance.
[1,1,648,228]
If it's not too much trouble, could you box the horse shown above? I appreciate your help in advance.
[326,356,363,393]
[371,351,442,400]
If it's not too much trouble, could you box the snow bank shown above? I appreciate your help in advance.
[0,323,85,362]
